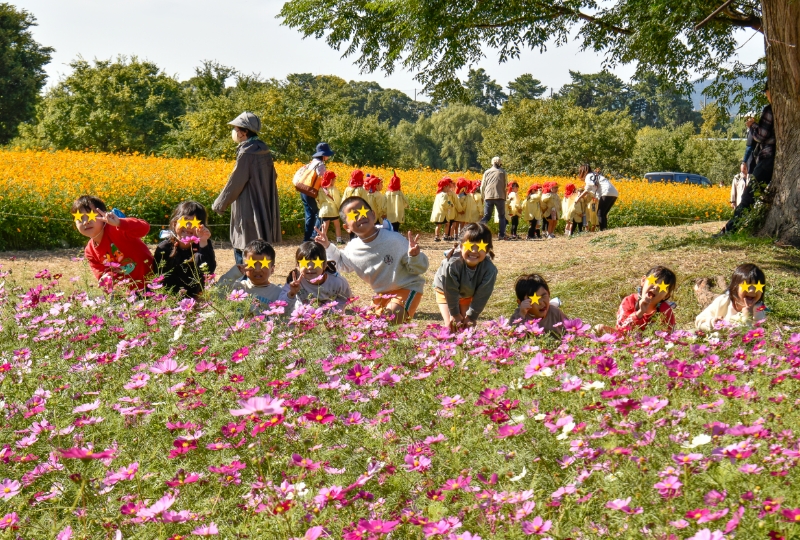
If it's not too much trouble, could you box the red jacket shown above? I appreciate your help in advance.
[84,218,154,290]
[616,293,676,333]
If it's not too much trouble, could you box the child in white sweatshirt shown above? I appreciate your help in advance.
[314,196,429,322]
[279,241,352,312]
[216,239,282,310]
[695,263,767,331]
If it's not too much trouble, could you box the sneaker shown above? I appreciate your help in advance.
[497,236,506,241]
[711,229,728,238]
[434,236,442,242]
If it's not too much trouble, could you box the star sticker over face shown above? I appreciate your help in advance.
[462,240,474,252]
[189,217,202,229]
[529,293,542,304]
[72,211,84,223]
[646,275,658,286]
[298,257,311,269]
[476,240,488,252]
[356,206,369,219]
[311,257,324,269]
[246,256,270,269]
[657,282,669,293]
[346,210,358,223]
[739,281,750,293]
[753,281,765,292]
[85,210,98,222]
[177,216,189,229]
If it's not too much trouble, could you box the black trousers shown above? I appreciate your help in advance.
[723,156,774,232]
[510,216,519,236]
[527,220,541,238]
[391,222,400,232]
[597,196,617,231]
[572,220,583,233]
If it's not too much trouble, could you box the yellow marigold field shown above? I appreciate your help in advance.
[0,149,731,250]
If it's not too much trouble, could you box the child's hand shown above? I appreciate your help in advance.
[287,270,302,298]
[407,232,421,257]
[313,222,330,249]
[197,225,212,247]
[96,208,120,227]
[518,297,532,318]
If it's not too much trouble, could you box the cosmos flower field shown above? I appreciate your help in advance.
[1,269,799,540]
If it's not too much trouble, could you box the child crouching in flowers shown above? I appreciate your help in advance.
[596,265,677,334]
[280,241,352,311]
[695,263,767,331]
[72,194,154,292]
[315,196,429,322]
[434,223,498,331]
[511,273,568,335]
[431,177,456,242]
[217,239,282,308]
[155,201,216,299]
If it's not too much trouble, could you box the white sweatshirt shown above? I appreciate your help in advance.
[278,273,352,311]
[216,266,282,308]
[325,229,429,293]
[695,293,766,331]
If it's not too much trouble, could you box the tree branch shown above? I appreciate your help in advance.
[467,4,631,35]
[694,1,763,32]
[694,0,734,30]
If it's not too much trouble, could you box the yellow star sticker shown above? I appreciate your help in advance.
[189,217,202,229]
[311,257,324,269]
[657,282,669,293]
[298,257,311,269]
[346,210,357,223]
[646,275,658,286]
[357,206,369,218]
[462,240,474,252]
[476,240,488,252]
[72,211,84,222]
[529,293,541,304]
[753,281,765,292]
[739,281,750,293]
[176,216,189,229]
[245,257,258,269]
[85,210,98,222]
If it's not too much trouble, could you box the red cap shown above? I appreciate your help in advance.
[320,170,336,188]
[387,174,401,192]
[436,177,454,193]
[349,169,364,188]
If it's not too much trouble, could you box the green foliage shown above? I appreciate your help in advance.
[558,70,630,113]
[319,114,394,166]
[0,4,52,144]
[631,123,697,173]
[678,137,744,186]
[391,117,442,169]
[480,99,637,175]
[429,104,491,171]
[507,74,547,101]
[460,68,507,115]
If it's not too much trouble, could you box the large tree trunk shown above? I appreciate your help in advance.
[759,0,800,245]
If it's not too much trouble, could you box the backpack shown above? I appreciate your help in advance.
[293,161,322,198]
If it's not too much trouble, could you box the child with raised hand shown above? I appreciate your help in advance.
[317,170,344,245]
[511,273,568,335]
[505,181,522,240]
[695,263,767,331]
[597,265,677,334]
[71,195,154,291]
[385,172,409,233]
[523,184,543,240]
[431,177,456,242]
[154,201,216,299]
[365,175,387,224]
[279,241,352,311]
[434,223,498,331]
[217,239,282,308]
[315,196,429,322]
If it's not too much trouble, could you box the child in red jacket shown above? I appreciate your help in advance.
[71,195,154,291]
[595,265,677,335]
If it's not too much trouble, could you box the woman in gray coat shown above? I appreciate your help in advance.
[213,112,281,264]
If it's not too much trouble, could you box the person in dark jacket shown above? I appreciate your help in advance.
[717,84,775,236]
[213,112,281,264]
[155,201,217,299]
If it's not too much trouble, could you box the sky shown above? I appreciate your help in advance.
[15,0,766,101]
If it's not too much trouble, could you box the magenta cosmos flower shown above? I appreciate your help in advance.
[58,446,115,460]
[229,396,285,417]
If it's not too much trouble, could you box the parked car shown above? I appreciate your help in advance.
[645,172,711,187]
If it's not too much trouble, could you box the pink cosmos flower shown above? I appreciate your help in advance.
[0,479,19,500]
[123,372,150,390]
[149,358,188,374]
[314,485,345,508]
[441,395,465,408]
[596,357,618,376]
[422,518,461,538]
[442,475,471,491]
[291,454,321,470]
[449,533,481,540]
[357,519,400,535]
[304,407,336,424]
[72,400,100,414]
[58,446,115,460]
[404,453,431,472]
[724,506,745,533]
[524,353,548,378]
[0,512,18,530]
[521,516,552,535]
[291,526,327,540]
[192,522,219,536]
[641,395,668,415]
[56,526,72,540]
[686,529,725,540]
[497,424,526,438]
[228,289,248,302]
[345,363,371,385]
[136,492,177,518]
[782,508,800,523]
[653,476,682,499]
[343,412,363,425]
[229,396,285,417]
[605,497,643,514]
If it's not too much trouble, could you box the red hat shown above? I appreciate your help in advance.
[564,183,576,197]
[349,169,364,188]
[320,170,336,188]
[456,177,470,193]
[469,180,481,194]
[364,175,382,192]
[436,177,454,193]
[527,183,541,196]
[506,181,519,195]
[387,174,401,192]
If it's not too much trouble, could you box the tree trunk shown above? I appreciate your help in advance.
[759,0,800,245]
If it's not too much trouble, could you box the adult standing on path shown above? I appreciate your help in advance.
[299,143,335,242]
[581,164,619,231]
[213,112,281,264]
[730,162,750,209]
[480,156,508,240]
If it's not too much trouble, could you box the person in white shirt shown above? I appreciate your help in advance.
[580,163,619,231]
[730,162,750,209]
[279,241,352,312]
[695,263,767,331]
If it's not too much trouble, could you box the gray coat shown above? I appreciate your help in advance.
[213,139,282,249]
[481,165,507,200]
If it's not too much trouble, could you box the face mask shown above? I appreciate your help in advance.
[231,129,240,143]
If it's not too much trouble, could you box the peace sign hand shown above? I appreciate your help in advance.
[313,222,331,249]
[407,231,421,257]
[287,269,302,298]
[96,208,120,227]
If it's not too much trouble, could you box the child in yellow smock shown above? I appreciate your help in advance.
[385,173,409,233]
[365,175,387,223]
[430,177,456,242]
[523,183,543,240]
[453,177,471,237]
[505,181,522,239]
[317,170,344,244]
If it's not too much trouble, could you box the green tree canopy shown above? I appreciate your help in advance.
[461,68,507,115]
[430,104,491,171]
[320,113,394,166]
[480,99,636,175]
[507,74,547,101]
[0,4,52,144]
[24,57,183,154]
[557,70,631,113]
